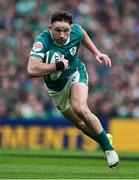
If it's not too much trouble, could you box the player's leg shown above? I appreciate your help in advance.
[62,106,114,148]
[62,107,88,131]
[62,107,114,150]
[71,83,103,135]
[62,107,101,139]
[70,83,110,147]
[70,82,119,167]
[47,70,119,167]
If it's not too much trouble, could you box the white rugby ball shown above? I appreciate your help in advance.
[45,50,62,80]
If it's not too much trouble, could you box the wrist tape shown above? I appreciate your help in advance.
[55,61,65,71]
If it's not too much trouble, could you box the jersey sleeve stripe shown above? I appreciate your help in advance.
[30,50,44,58]
[30,54,43,61]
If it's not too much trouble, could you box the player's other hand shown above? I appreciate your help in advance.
[60,55,69,70]
[95,53,112,67]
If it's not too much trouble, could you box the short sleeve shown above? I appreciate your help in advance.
[30,37,46,61]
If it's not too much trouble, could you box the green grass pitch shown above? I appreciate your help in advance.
[0,149,139,179]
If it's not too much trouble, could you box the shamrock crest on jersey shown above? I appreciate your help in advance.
[69,46,77,56]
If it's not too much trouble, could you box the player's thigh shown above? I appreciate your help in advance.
[70,82,88,108]
[70,61,89,108]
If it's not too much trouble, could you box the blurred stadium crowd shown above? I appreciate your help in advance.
[0,0,139,120]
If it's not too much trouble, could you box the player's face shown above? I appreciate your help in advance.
[50,21,71,45]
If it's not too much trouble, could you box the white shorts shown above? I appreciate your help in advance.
[47,71,80,112]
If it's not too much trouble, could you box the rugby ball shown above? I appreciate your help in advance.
[45,50,62,80]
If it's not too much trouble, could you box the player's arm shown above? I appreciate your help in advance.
[27,37,68,77]
[82,30,112,67]
[27,56,57,77]
[27,55,68,77]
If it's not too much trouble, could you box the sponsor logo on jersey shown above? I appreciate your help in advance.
[33,42,43,52]
[69,46,77,56]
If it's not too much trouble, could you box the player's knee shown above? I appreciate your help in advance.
[76,121,86,131]
[72,105,88,119]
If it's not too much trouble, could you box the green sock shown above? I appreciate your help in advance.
[83,129,114,152]
[93,130,114,151]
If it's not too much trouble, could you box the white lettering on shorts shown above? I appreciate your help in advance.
[71,76,76,82]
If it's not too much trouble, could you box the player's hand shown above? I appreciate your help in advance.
[60,55,69,70]
[95,53,112,67]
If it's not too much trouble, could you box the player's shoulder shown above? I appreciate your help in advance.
[31,28,52,55]
[71,23,84,33]
[36,28,51,41]
[71,23,84,39]
[34,28,52,50]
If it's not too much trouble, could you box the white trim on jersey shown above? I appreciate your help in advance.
[30,50,44,58]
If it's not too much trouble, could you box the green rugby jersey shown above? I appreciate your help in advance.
[30,23,86,91]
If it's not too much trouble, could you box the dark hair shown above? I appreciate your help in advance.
[51,11,73,25]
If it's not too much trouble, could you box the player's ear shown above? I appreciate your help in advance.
[49,25,52,29]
